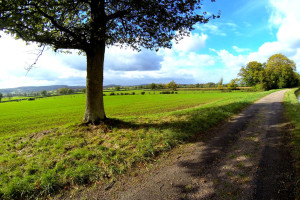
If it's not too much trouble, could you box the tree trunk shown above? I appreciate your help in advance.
[83,41,106,124]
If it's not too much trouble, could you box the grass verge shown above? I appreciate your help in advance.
[0,90,275,199]
[283,88,300,195]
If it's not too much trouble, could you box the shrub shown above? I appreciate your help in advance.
[109,92,115,96]
[141,92,145,95]
[160,91,171,94]
[252,83,268,91]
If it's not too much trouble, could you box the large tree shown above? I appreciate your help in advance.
[0,0,219,124]
[265,53,298,89]
[238,61,265,86]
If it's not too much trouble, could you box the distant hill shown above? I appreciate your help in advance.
[0,85,85,94]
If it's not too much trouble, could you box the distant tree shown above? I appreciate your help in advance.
[58,88,69,95]
[265,54,298,89]
[41,90,47,96]
[238,61,265,87]
[227,79,239,90]
[205,82,216,88]
[157,83,166,89]
[7,93,13,100]
[114,86,121,91]
[167,80,177,91]
[150,83,157,90]
[67,88,74,94]
[0,92,3,102]
[81,88,86,93]
[217,77,223,90]
[195,83,200,88]
[0,0,219,124]
[124,87,130,91]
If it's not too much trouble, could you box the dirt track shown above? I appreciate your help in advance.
[69,90,296,199]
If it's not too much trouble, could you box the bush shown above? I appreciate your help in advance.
[160,91,171,94]
[132,92,135,95]
[141,92,145,95]
[252,83,268,91]
[110,92,115,96]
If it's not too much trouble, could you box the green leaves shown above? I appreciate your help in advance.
[0,0,218,52]
[238,54,299,89]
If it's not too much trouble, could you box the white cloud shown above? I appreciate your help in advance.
[233,46,251,53]
[173,32,208,52]
[104,47,163,71]
[244,0,300,72]
[195,23,227,36]
[269,0,300,50]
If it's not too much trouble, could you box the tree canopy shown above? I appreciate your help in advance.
[0,0,219,123]
[265,54,298,89]
[238,61,264,87]
[238,54,299,90]
[0,0,219,51]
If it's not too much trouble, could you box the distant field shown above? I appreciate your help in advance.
[0,90,253,137]
[0,89,277,199]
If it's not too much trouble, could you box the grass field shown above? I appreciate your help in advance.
[0,91,252,137]
[0,90,276,199]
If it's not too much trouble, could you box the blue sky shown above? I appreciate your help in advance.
[1,0,300,88]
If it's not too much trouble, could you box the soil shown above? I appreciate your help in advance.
[59,89,296,200]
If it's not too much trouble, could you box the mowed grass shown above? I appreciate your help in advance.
[0,90,276,199]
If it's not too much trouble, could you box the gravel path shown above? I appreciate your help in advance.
[68,90,296,200]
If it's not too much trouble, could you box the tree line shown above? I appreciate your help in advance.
[237,53,299,90]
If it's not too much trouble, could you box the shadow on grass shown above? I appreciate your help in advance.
[96,101,252,144]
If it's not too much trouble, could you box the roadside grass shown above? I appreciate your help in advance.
[283,88,300,194]
[0,90,275,199]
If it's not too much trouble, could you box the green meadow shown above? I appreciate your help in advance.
[0,90,276,199]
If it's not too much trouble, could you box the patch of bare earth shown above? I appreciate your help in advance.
[59,90,295,200]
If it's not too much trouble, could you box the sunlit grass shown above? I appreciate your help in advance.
[0,90,275,199]
[283,88,300,197]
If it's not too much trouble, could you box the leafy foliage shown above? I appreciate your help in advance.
[167,80,178,91]
[227,78,238,90]
[265,54,298,89]
[238,54,299,90]
[0,0,219,51]
[238,61,265,87]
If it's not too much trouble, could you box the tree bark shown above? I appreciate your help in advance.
[83,40,106,124]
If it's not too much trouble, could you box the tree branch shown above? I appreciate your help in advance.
[25,45,46,76]
[107,10,129,21]
[30,3,79,41]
